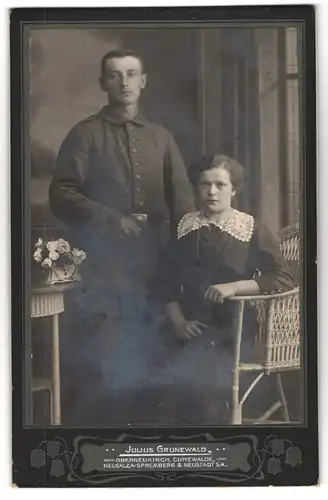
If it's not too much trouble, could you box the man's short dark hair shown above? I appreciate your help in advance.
[100,49,145,76]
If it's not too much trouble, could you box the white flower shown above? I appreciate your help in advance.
[49,250,59,261]
[41,258,52,268]
[33,238,86,270]
[35,238,43,248]
[56,238,70,254]
[33,248,43,262]
[71,248,86,264]
[46,241,58,252]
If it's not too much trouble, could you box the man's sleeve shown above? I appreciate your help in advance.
[49,124,122,228]
[163,133,196,231]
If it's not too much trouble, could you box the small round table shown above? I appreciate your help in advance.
[30,283,75,425]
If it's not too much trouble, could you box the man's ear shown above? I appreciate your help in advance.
[141,73,147,89]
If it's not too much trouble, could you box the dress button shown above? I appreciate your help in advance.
[135,162,140,167]
[132,148,138,153]
[139,201,144,206]
[136,174,141,179]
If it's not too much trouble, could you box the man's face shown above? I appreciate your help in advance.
[100,56,146,105]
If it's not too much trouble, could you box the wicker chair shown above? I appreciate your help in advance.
[228,223,300,425]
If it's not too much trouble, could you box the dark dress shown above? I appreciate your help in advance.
[152,209,294,424]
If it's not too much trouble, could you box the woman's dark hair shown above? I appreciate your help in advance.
[189,153,245,191]
[100,49,145,76]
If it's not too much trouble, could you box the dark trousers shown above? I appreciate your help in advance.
[60,224,167,425]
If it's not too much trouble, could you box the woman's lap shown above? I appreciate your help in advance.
[150,323,254,388]
[61,292,266,425]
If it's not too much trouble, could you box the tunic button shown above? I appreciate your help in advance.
[136,174,141,179]
[136,188,141,192]
[132,148,138,153]
[135,162,140,167]
[139,201,144,206]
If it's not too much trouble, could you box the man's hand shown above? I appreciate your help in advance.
[174,320,208,341]
[205,283,237,303]
[119,216,142,237]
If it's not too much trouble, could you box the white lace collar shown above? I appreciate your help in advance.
[177,209,255,243]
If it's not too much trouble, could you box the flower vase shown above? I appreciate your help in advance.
[46,261,81,285]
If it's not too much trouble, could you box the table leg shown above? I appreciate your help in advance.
[52,313,61,425]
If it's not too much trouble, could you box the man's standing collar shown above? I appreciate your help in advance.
[97,105,147,126]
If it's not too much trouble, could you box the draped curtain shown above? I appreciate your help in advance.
[200,26,301,233]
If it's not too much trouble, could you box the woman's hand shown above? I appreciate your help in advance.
[204,283,237,303]
[174,320,208,341]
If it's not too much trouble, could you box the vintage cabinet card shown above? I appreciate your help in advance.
[11,5,317,487]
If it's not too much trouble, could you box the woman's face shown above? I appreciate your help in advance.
[198,166,236,215]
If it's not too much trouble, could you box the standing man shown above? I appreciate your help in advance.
[49,49,195,424]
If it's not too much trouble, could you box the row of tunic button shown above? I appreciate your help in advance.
[128,129,144,207]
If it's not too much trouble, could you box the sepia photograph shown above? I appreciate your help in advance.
[10,5,318,487]
[28,23,303,427]
[29,18,304,425]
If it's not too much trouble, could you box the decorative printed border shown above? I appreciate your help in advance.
[29,433,302,485]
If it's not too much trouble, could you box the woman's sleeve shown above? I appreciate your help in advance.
[251,223,295,294]
[157,240,183,303]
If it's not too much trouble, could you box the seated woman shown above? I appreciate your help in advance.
[155,154,294,424]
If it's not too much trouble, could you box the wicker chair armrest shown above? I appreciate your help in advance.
[228,287,299,302]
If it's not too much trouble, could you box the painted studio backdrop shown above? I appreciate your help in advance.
[28,26,302,425]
